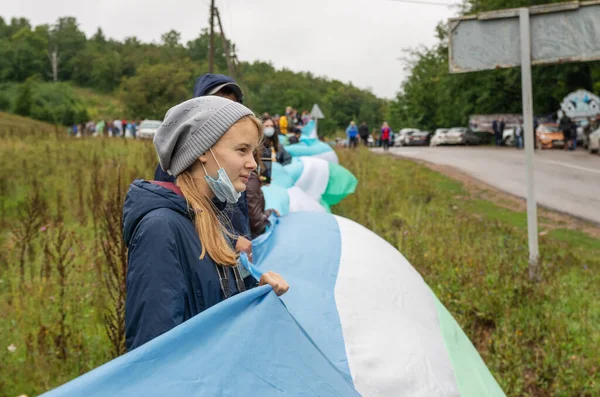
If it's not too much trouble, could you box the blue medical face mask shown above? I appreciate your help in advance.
[202,149,242,204]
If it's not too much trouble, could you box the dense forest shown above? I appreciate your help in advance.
[0,0,598,134]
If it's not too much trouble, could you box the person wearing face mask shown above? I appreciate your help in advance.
[153,73,254,283]
[260,117,292,182]
[123,96,289,351]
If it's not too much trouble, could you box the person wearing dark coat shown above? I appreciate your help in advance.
[124,97,289,351]
[154,73,251,260]
[492,119,500,146]
[358,122,369,146]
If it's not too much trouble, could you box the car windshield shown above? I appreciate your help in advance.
[435,129,448,134]
[449,128,467,134]
[140,121,161,129]
[540,125,559,133]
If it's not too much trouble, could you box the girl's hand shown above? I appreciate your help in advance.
[259,271,289,296]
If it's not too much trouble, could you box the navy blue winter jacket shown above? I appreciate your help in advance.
[123,179,246,351]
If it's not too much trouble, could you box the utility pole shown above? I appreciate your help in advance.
[208,0,215,73]
[215,7,235,78]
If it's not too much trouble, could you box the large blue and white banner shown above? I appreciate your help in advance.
[43,212,505,397]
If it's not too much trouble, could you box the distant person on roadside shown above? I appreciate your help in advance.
[515,123,524,149]
[381,122,391,151]
[112,119,122,137]
[570,120,578,151]
[499,118,506,146]
[346,121,359,149]
[492,119,500,146]
[559,113,572,151]
[359,121,369,146]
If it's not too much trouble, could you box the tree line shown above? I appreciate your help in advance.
[0,16,385,135]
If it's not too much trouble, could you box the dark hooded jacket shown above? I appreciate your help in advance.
[123,179,246,351]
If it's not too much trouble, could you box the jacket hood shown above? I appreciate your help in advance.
[122,179,189,246]
[192,74,243,103]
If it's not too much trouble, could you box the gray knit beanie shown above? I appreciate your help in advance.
[153,96,254,177]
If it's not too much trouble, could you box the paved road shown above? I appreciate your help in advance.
[377,146,600,224]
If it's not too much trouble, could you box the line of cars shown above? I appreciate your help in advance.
[391,127,483,147]
[391,123,600,155]
[501,122,600,154]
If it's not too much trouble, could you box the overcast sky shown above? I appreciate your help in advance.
[2,0,459,98]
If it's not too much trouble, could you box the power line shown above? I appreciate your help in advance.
[389,0,457,7]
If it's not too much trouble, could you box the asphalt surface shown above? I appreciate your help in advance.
[376,146,600,224]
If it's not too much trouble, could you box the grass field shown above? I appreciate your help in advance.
[1,113,598,396]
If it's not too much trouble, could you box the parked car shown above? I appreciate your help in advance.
[403,130,431,146]
[535,123,564,149]
[137,120,162,140]
[394,128,420,147]
[588,126,600,154]
[502,128,516,146]
[444,127,481,145]
[430,128,449,146]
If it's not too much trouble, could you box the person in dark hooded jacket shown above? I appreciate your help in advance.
[153,73,252,272]
[124,96,289,351]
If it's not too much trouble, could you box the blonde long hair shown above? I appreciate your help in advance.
[176,115,263,266]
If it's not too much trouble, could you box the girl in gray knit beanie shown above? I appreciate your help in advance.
[123,96,288,350]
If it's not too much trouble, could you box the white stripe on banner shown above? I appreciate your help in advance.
[333,216,460,397]
[313,150,339,164]
[295,157,330,201]
[288,186,327,213]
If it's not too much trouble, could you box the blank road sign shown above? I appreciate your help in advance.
[449,1,600,73]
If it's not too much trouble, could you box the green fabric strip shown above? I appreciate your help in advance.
[432,292,506,397]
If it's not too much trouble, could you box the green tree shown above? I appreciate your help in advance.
[13,77,35,116]
[50,17,87,81]
[119,62,195,119]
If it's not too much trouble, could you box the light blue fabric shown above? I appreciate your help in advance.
[282,157,304,184]
[301,119,316,138]
[261,184,290,216]
[252,212,352,380]
[41,285,359,396]
[270,162,294,188]
[285,140,334,157]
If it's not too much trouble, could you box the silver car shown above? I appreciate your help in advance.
[137,120,162,140]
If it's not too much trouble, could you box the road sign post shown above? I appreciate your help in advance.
[448,1,600,280]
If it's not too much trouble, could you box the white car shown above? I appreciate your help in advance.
[137,120,162,140]
[588,127,600,154]
[394,128,420,147]
[502,128,516,146]
[430,128,449,146]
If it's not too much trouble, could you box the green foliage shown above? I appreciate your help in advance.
[119,62,196,120]
[13,77,34,116]
[0,16,387,134]
[335,148,600,396]
[4,80,95,125]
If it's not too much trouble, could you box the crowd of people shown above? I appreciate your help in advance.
[68,119,143,138]
[344,120,393,150]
